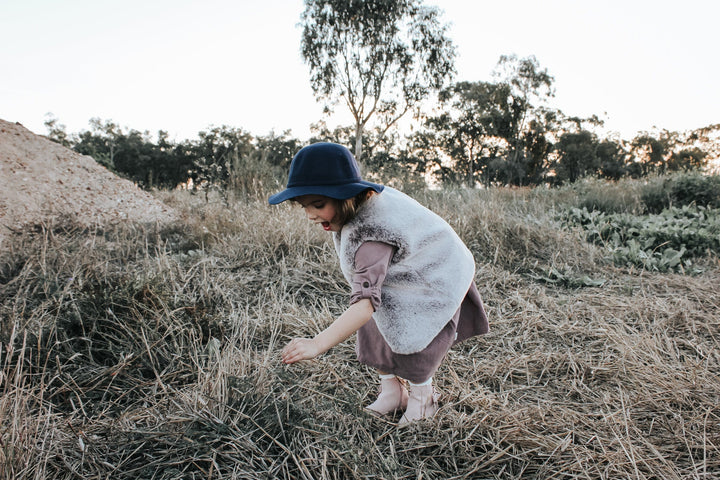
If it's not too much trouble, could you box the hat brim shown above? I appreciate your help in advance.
[268,181,384,205]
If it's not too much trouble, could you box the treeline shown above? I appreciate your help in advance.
[44,59,718,194]
[45,117,301,196]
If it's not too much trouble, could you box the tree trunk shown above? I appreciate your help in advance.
[354,122,364,161]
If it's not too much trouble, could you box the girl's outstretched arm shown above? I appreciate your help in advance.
[281,298,374,364]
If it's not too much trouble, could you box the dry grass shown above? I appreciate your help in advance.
[1,187,718,479]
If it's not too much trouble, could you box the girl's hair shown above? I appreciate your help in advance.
[333,188,376,225]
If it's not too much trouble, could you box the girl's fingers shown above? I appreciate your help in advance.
[282,339,300,364]
[282,338,315,364]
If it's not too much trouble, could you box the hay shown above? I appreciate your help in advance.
[1,189,718,479]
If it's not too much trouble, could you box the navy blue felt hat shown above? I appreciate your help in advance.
[268,142,384,205]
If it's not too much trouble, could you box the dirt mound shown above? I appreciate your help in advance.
[0,119,176,246]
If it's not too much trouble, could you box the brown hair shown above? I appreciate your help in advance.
[331,189,376,226]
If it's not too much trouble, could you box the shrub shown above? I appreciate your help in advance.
[670,172,720,208]
[641,172,720,213]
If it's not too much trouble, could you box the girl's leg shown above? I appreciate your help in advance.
[365,371,409,416]
[398,376,439,425]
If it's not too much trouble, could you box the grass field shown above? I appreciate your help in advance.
[1,179,719,479]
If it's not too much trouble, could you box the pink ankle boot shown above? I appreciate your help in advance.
[365,376,409,416]
[398,384,439,425]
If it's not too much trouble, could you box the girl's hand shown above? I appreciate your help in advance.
[281,338,321,364]
[280,301,373,365]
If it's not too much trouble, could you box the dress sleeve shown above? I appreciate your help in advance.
[349,241,395,311]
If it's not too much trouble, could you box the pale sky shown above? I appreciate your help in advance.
[1,0,718,143]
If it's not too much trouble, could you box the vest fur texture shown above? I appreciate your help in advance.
[333,187,475,354]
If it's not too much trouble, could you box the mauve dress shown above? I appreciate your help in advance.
[351,241,489,383]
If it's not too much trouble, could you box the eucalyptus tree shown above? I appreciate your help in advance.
[668,148,708,171]
[492,54,555,184]
[631,132,673,175]
[44,113,71,148]
[553,130,601,184]
[596,138,630,180]
[73,118,122,170]
[300,0,455,161]
[632,129,712,176]
[428,80,514,186]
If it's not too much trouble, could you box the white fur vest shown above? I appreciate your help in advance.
[332,187,475,354]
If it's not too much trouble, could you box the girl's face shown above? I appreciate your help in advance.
[295,195,342,232]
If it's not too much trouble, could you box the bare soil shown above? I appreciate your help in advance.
[0,118,175,247]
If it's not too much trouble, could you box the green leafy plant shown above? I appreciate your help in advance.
[561,205,720,272]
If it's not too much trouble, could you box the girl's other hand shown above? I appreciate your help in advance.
[281,338,321,364]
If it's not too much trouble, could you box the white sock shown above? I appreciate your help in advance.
[408,377,433,387]
[379,373,396,380]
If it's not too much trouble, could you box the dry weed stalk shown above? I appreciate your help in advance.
[1,189,718,479]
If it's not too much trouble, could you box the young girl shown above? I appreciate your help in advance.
[270,142,488,424]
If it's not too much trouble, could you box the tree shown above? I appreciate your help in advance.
[246,131,303,196]
[668,148,708,171]
[686,124,719,167]
[72,119,189,189]
[492,54,555,185]
[255,131,301,170]
[308,121,357,150]
[521,115,555,185]
[44,113,71,147]
[631,131,673,175]
[553,130,600,184]
[300,0,455,161]
[191,126,255,195]
[428,81,514,186]
[631,128,714,176]
[73,118,122,170]
[596,138,629,180]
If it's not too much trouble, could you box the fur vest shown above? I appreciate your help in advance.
[333,187,475,354]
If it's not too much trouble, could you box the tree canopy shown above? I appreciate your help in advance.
[300,0,455,161]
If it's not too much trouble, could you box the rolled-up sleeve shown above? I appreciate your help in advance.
[349,241,395,311]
